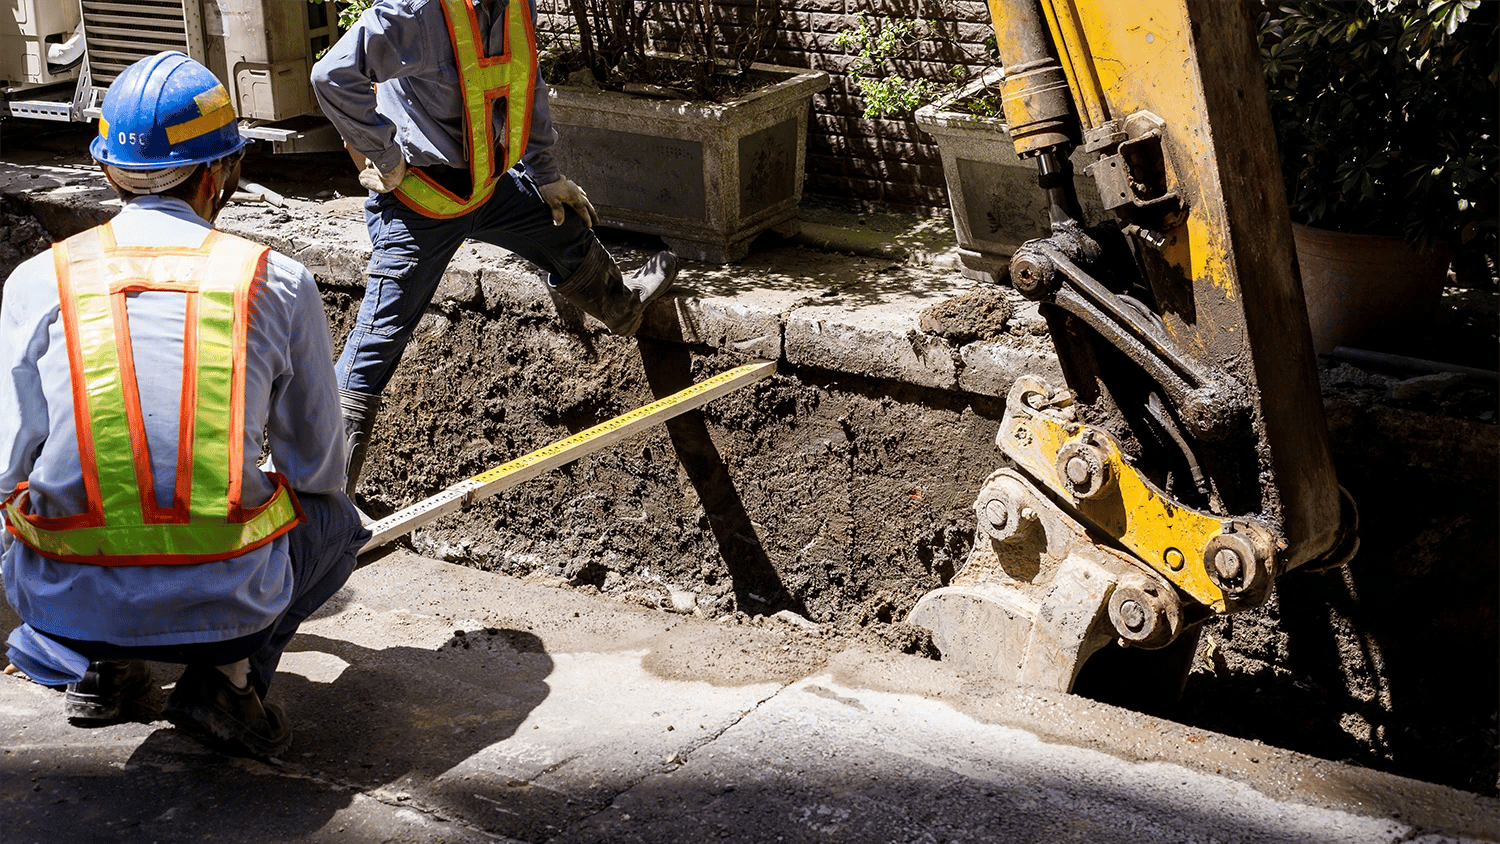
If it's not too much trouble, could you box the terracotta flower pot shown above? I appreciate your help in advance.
[1292,222,1451,355]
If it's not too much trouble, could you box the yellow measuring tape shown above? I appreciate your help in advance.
[360,360,776,554]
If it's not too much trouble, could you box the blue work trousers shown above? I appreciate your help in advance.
[335,167,599,395]
[43,492,369,698]
[246,492,370,696]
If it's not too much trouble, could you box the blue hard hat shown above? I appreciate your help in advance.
[90,51,245,169]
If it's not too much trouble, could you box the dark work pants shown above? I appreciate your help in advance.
[246,492,370,696]
[335,166,600,396]
[44,492,370,697]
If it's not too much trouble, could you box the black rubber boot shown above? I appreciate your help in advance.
[65,660,151,724]
[163,664,292,760]
[338,388,381,497]
[552,242,678,336]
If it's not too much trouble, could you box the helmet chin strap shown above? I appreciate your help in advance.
[206,155,243,223]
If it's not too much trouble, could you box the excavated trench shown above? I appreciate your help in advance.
[1,175,1495,799]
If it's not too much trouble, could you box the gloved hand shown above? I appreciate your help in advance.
[538,176,599,228]
[358,157,408,194]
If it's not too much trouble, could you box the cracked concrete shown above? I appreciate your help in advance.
[2,133,1497,808]
[3,553,1495,843]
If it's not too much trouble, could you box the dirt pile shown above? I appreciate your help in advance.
[0,195,53,302]
[329,246,1497,797]
[0,197,1494,796]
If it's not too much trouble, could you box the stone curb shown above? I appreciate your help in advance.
[0,160,1060,402]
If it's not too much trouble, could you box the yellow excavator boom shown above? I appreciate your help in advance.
[911,0,1358,693]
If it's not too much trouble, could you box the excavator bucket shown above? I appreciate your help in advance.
[910,0,1358,692]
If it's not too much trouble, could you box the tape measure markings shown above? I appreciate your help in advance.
[361,360,775,554]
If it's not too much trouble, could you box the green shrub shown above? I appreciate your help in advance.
[1261,0,1498,252]
[834,3,998,119]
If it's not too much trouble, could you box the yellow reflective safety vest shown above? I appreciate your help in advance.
[1,224,304,565]
[395,0,537,219]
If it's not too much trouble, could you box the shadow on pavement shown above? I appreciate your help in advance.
[4,627,552,843]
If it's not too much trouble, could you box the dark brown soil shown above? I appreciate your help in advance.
[0,194,53,302]
[1,183,1494,798]
[323,249,1497,796]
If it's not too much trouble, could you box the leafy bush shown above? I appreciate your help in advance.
[536,0,780,101]
[834,3,998,119]
[310,0,369,33]
[1260,0,1497,252]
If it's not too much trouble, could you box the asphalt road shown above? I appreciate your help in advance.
[3,552,1494,844]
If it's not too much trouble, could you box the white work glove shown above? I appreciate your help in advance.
[538,176,598,228]
[359,157,408,194]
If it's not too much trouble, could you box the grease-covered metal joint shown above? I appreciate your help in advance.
[974,473,1042,544]
[1108,571,1182,649]
[1179,386,1242,442]
[1203,522,1277,606]
[1010,244,1061,299]
[1056,440,1114,500]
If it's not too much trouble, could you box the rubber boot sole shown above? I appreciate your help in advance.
[616,252,679,337]
[65,662,151,724]
[164,697,292,760]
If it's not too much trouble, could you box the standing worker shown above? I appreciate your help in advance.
[311,0,679,495]
[0,52,369,759]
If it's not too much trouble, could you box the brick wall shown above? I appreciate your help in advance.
[536,0,999,211]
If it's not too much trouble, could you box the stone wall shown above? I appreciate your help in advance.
[535,0,998,210]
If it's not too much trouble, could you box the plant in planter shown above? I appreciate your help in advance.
[914,69,1105,285]
[539,0,777,101]
[320,1,827,263]
[833,4,1101,283]
[833,5,998,120]
[1262,0,1496,250]
[1259,0,1498,352]
[533,0,830,263]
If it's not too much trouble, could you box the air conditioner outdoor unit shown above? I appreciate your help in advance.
[1,0,84,91]
[81,0,336,122]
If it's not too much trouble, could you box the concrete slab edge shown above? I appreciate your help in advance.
[823,647,1500,841]
[0,161,1056,402]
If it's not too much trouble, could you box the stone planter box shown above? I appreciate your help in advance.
[547,62,830,264]
[916,69,1102,284]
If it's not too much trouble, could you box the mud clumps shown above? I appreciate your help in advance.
[338,274,999,673]
[1180,375,1499,795]
[343,270,1497,796]
[918,286,1014,344]
[0,197,54,301]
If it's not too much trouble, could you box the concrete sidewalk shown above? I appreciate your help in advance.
[3,553,1495,844]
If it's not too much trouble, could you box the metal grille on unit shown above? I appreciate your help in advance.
[81,0,195,88]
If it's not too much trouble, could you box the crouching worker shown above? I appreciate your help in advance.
[0,52,369,760]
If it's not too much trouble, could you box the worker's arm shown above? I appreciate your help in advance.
[263,259,347,495]
[0,253,54,526]
[521,52,561,187]
[309,2,433,176]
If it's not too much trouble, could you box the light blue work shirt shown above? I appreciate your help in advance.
[0,196,347,682]
[310,0,562,186]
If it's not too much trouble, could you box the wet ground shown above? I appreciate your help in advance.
[1,121,1497,798]
[7,552,1495,844]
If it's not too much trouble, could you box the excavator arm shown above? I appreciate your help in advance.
[910,0,1359,692]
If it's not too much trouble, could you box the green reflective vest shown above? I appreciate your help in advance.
[2,224,303,565]
[395,0,538,219]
